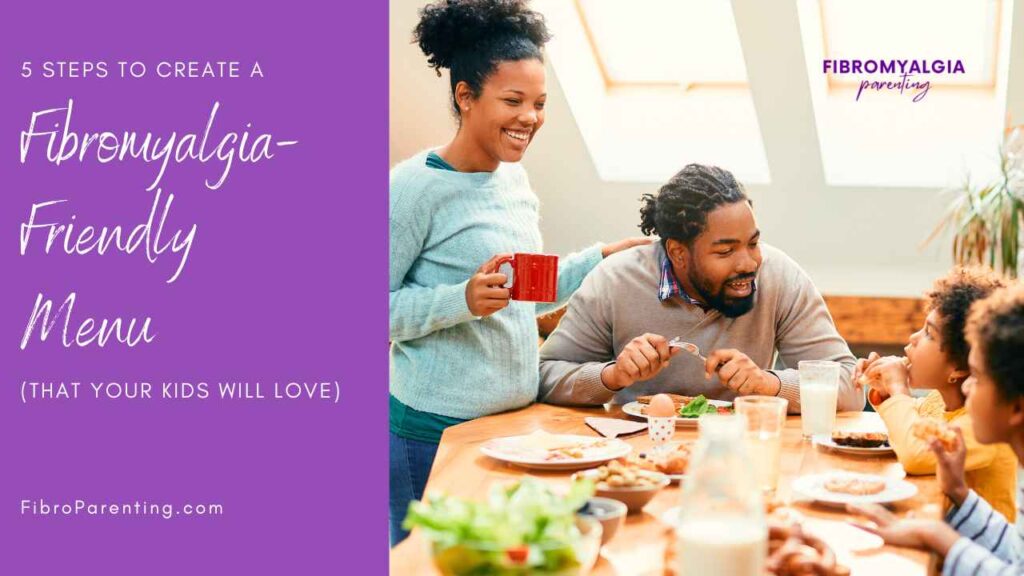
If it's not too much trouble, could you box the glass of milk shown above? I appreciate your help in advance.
[798,360,841,438]
[675,414,766,576]
[734,396,788,494]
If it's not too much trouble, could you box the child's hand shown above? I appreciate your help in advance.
[931,426,969,506]
[847,503,959,554]
[862,356,910,397]
[847,502,932,549]
[853,352,881,392]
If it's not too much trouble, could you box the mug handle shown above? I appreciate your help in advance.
[495,255,515,289]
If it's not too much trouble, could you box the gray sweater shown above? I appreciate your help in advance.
[538,243,861,413]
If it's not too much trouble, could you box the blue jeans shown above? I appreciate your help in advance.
[389,432,439,546]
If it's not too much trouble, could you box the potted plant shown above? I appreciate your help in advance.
[930,125,1024,278]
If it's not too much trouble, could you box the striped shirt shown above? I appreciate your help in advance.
[944,486,1024,575]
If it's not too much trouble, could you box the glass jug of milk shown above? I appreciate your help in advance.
[675,414,767,576]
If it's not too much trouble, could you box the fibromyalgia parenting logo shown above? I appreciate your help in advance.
[823,58,966,102]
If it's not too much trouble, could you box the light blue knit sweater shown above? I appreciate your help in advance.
[389,150,603,420]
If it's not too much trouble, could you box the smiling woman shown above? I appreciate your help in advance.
[389,0,650,549]
[415,0,550,171]
[449,58,547,168]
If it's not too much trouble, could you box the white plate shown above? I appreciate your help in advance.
[480,434,632,471]
[814,435,895,456]
[791,472,918,506]
[622,399,733,427]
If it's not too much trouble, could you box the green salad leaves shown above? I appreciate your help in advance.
[677,394,722,418]
[403,478,595,575]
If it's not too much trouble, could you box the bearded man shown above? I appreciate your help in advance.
[538,164,861,412]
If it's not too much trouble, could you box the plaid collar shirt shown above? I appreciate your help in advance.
[657,248,756,307]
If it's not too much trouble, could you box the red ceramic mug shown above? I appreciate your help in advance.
[496,253,559,302]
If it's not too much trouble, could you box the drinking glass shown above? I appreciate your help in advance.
[734,396,788,494]
[798,360,841,438]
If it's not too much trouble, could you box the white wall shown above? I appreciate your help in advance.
[389,0,1023,297]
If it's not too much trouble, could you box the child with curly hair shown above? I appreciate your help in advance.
[850,284,1024,575]
[855,268,1017,520]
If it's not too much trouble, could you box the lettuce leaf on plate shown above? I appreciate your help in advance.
[678,394,720,418]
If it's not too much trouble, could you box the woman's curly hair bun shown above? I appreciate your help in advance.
[415,0,551,75]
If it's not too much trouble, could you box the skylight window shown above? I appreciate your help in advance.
[797,0,1012,187]
[539,0,770,184]
[820,0,1000,90]
[577,0,748,90]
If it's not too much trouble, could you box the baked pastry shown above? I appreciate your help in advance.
[823,477,886,496]
[658,450,690,476]
[766,522,851,576]
[663,520,851,576]
[911,419,957,451]
[831,431,889,448]
[630,443,691,475]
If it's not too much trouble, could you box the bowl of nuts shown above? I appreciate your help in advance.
[572,460,670,514]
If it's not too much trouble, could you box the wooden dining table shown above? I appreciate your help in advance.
[390,403,943,575]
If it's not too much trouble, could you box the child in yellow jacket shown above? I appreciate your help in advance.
[847,285,1024,574]
[856,268,1017,521]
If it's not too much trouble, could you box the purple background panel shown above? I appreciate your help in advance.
[0,1,387,574]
